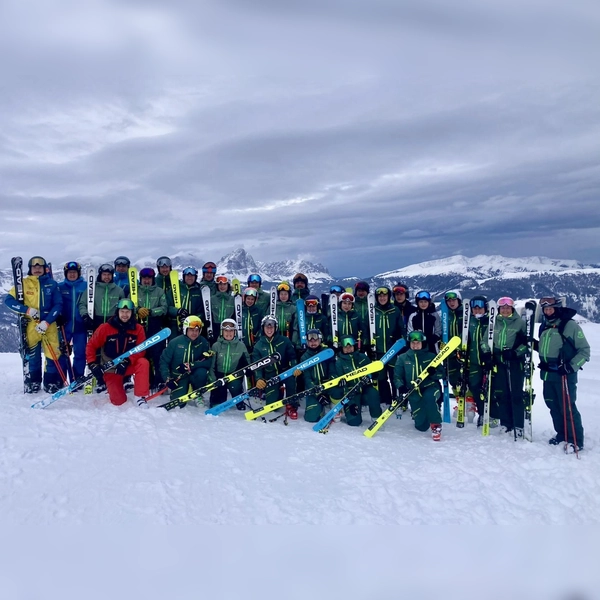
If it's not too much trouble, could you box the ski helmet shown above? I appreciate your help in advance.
[341,336,356,347]
[540,297,560,308]
[393,284,409,296]
[28,256,47,275]
[183,315,203,334]
[114,256,130,267]
[117,298,135,311]
[293,273,308,286]
[305,295,320,310]
[408,330,427,343]
[202,262,217,274]
[330,285,344,294]
[469,295,488,310]
[261,315,278,331]
[221,318,237,332]
[139,267,156,283]
[355,281,370,293]
[306,328,323,342]
[216,275,229,285]
[376,286,391,296]
[340,292,355,303]
[243,287,258,297]
[63,261,81,277]
[415,290,431,302]
[182,266,198,277]
[444,289,462,302]
[156,256,172,269]
[277,282,291,292]
[98,263,115,280]
[247,273,262,285]
[497,297,515,308]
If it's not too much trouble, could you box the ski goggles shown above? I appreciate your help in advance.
[186,319,203,330]
[341,336,356,347]
[444,292,460,300]
[156,257,172,268]
[114,257,130,266]
[305,299,319,307]
[99,263,115,274]
[393,286,408,295]
[117,299,135,310]
[248,274,262,283]
[540,297,559,308]
[340,293,354,303]
[29,257,47,267]
[330,285,344,294]
[498,297,515,307]
[202,262,217,273]
[182,267,198,276]
[216,276,229,284]
[277,283,291,292]
[307,331,322,341]
[470,299,486,309]
[376,287,389,295]
[408,331,426,342]
[243,288,257,297]
[64,261,80,271]
[139,268,155,278]
[415,291,431,301]
[221,322,236,330]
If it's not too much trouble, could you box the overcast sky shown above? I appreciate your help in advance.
[1,0,599,276]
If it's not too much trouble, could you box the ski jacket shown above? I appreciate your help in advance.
[394,300,417,326]
[242,303,262,351]
[292,311,329,349]
[254,288,271,318]
[329,350,373,401]
[86,315,145,366]
[209,336,250,378]
[406,304,441,353]
[374,302,404,354]
[155,272,171,293]
[159,333,212,381]
[113,271,129,293]
[58,277,87,335]
[78,281,124,327]
[274,299,295,338]
[393,348,444,397]
[252,333,296,380]
[5,274,63,324]
[354,295,369,324]
[300,345,332,390]
[136,284,168,335]
[211,290,235,327]
[337,308,367,348]
[468,314,489,368]
[538,309,590,379]
[200,280,217,295]
[291,287,310,301]
[167,281,204,321]
[444,303,462,339]
[489,310,527,364]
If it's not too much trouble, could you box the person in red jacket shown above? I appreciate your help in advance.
[86,298,150,408]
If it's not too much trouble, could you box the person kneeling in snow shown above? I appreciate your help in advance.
[86,298,150,408]
[394,331,444,441]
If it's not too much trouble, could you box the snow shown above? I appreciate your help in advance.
[2,323,599,529]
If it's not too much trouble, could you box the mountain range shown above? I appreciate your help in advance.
[0,250,598,352]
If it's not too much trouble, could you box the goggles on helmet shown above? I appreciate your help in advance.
[307,331,322,341]
[408,331,426,342]
[114,256,130,267]
[305,299,319,307]
[470,299,486,309]
[277,282,291,292]
[216,276,229,284]
[182,267,198,276]
[185,318,203,330]
[416,291,431,301]
[498,297,515,307]
[99,263,114,274]
[156,257,172,268]
[444,292,460,300]
[117,299,135,310]
[140,268,155,278]
[202,262,217,273]
[340,293,354,303]
[330,285,344,294]
[248,274,262,283]
[221,322,236,330]
[540,297,559,308]
[64,261,79,271]
[393,286,408,295]
[341,336,356,347]
[243,288,258,297]
[376,287,389,295]
[29,257,47,267]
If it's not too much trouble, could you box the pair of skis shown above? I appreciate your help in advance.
[31,328,172,409]
[10,257,31,393]
[521,300,537,442]
[205,348,335,416]
[455,298,471,427]
[364,336,461,438]
[158,353,282,410]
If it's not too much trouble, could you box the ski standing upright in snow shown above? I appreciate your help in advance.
[329,294,339,349]
[269,286,277,318]
[367,291,376,354]
[522,300,537,442]
[11,257,30,393]
[84,266,96,395]
[201,286,213,340]
[441,299,451,424]
[481,300,497,436]
[456,298,471,428]
[296,299,307,348]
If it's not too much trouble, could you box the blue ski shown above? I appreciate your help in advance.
[296,299,307,347]
[205,348,335,416]
[441,300,451,423]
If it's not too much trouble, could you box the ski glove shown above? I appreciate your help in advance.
[501,349,517,361]
[26,307,39,320]
[557,362,575,376]
[114,358,130,376]
[397,385,409,397]
[255,379,267,390]
[138,307,150,319]
[348,404,360,417]
[175,363,191,375]
[317,394,330,407]
[88,362,104,379]
[426,366,437,377]
[82,314,94,331]
[293,369,303,378]
[55,314,67,327]
[177,308,189,319]
[480,352,493,369]
[35,321,49,334]
[166,379,179,390]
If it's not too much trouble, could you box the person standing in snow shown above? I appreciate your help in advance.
[200,261,218,295]
[301,329,333,423]
[246,273,270,318]
[113,256,131,292]
[291,273,310,301]
[406,291,441,353]
[393,284,417,328]
[537,297,590,452]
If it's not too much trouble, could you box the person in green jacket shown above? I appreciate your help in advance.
[489,297,528,437]
[292,295,328,351]
[209,318,251,410]
[537,297,590,451]
[212,276,235,332]
[394,331,445,441]
[301,329,333,423]
[166,266,205,341]
[159,315,213,405]
[247,273,270,317]
[252,315,299,411]
[79,263,124,329]
[274,281,295,339]
[135,267,168,392]
[154,256,173,295]
[200,261,218,295]
[241,287,262,353]
[353,281,370,326]
[291,273,310,301]
[374,286,405,405]
[442,290,463,393]
[337,292,367,351]
[328,336,381,427]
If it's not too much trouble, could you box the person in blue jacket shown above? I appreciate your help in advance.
[113,256,131,292]
[4,256,63,393]
[56,261,87,381]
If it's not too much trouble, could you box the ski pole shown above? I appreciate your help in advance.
[42,336,69,387]
[59,325,75,382]
[563,375,580,459]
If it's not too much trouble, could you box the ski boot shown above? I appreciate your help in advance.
[135,396,149,409]
[548,435,564,446]
[466,397,477,423]
[286,404,298,420]
[431,424,442,442]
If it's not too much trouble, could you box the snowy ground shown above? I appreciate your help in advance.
[1,324,599,528]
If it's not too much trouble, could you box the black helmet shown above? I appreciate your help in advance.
[114,256,130,268]
[355,281,370,292]
[469,295,488,310]
[98,263,115,281]
[63,261,82,277]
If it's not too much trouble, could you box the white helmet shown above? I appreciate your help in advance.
[221,318,237,335]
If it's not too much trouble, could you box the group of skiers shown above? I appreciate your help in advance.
[4,255,591,449]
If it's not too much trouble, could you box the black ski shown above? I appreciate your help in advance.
[11,257,31,392]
